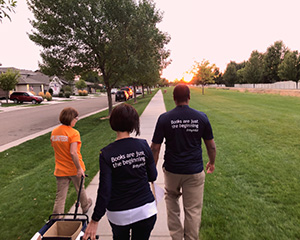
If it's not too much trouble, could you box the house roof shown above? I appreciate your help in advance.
[0,67,54,86]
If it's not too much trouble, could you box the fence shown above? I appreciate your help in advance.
[234,81,299,89]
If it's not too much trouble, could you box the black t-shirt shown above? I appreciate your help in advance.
[92,138,157,222]
[152,105,214,174]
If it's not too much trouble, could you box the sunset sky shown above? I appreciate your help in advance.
[1,0,300,81]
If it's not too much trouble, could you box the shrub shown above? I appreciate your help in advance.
[48,88,53,95]
[58,92,64,97]
[78,90,83,96]
[83,90,88,96]
[45,92,52,101]
[64,85,72,93]
[65,91,71,98]
[38,92,45,98]
[75,79,87,90]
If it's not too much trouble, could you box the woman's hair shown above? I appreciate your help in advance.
[110,103,140,136]
[173,84,190,103]
[59,107,79,126]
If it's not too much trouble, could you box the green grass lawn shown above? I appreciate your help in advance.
[163,87,300,240]
[0,91,156,240]
[0,102,20,107]
[0,102,44,107]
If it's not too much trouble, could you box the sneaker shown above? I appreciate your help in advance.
[83,198,92,214]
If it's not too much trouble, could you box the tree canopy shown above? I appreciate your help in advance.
[0,0,16,22]
[223,61,238,87]
[221,40,299,87]
[278,50,300,88]
[0,68,19,102]
[27,0,170,114]
[75,79,87,90]
[243,50,264,84]
[190,60,216,94]
[262,40,286,83]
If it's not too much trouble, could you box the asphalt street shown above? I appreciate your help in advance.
[0,95,111,147]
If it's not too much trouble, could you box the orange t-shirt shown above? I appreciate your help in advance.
[50,125,86,176]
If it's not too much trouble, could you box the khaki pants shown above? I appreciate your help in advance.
[53,176,89,214]
[164,169,205,240]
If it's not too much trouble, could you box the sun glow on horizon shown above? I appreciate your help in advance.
[182,72,193,83]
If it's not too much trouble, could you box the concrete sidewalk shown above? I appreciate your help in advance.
[70,90,172,239]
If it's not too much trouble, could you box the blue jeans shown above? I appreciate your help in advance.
[109,214,157,240]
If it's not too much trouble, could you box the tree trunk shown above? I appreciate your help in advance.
[133,85,137,103]
[106,87,113,116]
[141,84,145,98]
[6,91,9,103]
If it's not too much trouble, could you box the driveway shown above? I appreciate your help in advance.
[0,95,114,148]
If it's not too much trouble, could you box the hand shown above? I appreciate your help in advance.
[206,162,215,174]
[77,168,85,178]
[82,220,98,240]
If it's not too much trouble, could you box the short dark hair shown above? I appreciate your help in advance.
[173,84,190,103]
[59,107,78,126]
[110,103,140,136]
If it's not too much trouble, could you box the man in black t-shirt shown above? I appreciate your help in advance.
[151,84,216,240]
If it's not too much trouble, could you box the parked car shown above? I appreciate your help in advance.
[121,87,133,98]
[9,91,43,104]
[115,90,129,102]
[136,88,142,95]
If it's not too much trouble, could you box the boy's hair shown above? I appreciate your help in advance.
[110,103,140,136]
[173,84,190,103]
[59,107,79,126]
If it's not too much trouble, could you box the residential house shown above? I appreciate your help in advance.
[49,76,68,95]
[0,67,66,97]
[0,67,98,98]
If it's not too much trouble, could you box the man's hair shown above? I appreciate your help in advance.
[59,107,79,126]
[173,84,190,103]
[110,103,140,136]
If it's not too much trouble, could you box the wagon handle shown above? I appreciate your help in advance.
[74,174,88,219]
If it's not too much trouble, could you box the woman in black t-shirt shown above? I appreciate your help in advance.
[83,103,157,240]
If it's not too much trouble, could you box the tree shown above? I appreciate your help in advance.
[190,60,216,94]
[117,0,170,102]
[0,68,19,103]
[75,79,87,90]
[243,50,264,84]
[236,68,245,84]
[223,61,238,87]
[158,78,169,87]
[81,70,102,91]
[27,0,169,114]
[278,50,300,89]
[213,67,224,85]
[262,40,286,83]
[0,0,17,22]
